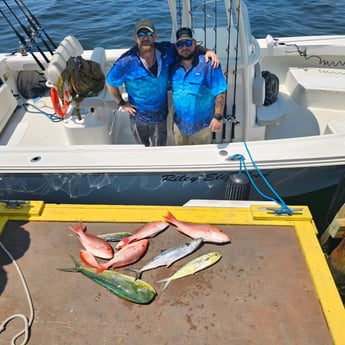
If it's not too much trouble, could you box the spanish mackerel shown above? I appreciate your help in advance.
[129,237,203,279]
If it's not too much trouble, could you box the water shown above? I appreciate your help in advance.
[0,0,344,229]
[1,0,345,53]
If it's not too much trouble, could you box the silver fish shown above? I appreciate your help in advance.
[129,237,203,280]
[97,232,132,242]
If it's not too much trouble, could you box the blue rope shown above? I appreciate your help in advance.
[23,101,63,123]
[230,141,293,215]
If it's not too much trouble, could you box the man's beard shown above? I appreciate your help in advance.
[139,42,154,53]
[180,51,195,60]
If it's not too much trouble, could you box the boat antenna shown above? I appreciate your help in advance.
[13,0,54,55]
[230,0,241,140]
[17,0,57,49]
[2,0,50,64]
[0,8,45,70]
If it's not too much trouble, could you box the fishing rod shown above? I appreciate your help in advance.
[18,0,57,49]
[203,0,207,47]
[213,0,217,54]
[0,8,45,70]
[2,0,50,63]
[221,0,232,141]
[13,0,54,55]
[230,0,241,140]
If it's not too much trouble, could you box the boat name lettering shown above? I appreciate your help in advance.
[161,174,199,183]
[203,173,229,182]
[161,173,229,183]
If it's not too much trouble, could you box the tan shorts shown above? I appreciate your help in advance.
[173,124,212,145]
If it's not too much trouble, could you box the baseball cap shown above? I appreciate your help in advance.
[176,27,193,42]
[135,19,155,33]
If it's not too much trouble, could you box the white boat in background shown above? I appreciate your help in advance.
[0,0,344,207]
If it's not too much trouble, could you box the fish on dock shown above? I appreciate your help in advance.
[58,256,157,304]
[69,221,114,259]
[156,251,222,291]
[79,249,103,270]
[115,221,169,250]
[164,211,231,244]
[99,239,149,272]
[129,237,203,280]
[97,231,132,242]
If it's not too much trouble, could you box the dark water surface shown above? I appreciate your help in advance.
[1,0,345,52]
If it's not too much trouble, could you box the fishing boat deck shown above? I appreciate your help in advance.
[0,201,344,344]
[1,85,344,147]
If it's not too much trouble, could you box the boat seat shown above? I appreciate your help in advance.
[256,96,287,126]
[46,35,115,109]
[253,63,287,126]
[324,119,345,134]
[285,67,345,111]
[46,35,84,85]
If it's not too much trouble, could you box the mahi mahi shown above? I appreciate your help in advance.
[156,252,222,291]
[129,237,203,279]
[58,256,156,304]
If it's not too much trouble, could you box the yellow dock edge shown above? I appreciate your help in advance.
[0,200,344,344]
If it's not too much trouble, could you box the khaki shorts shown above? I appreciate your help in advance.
[173,124,212,145]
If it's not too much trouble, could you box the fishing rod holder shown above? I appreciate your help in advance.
[225,114,240,125]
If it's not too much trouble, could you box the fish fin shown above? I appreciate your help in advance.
[57,267,78,272]
[156,277,171,291]
[126,268,142,280]
[164,211,177,226]
[57,254,80,272]
[68,221,85,235]
[115,237,131,250]
[96,266,106,274]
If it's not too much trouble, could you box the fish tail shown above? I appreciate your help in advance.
[57,254,81,273]
[156,277,171,291]
[164,211,177,225]
[126,268,142,280]
[69,221,85,235]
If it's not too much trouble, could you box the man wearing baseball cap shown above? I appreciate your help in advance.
[135,19,155,33]
[106,19,219,146]
[170,27,227,145]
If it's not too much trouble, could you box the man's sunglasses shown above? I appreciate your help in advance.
[176,40,193,49]
[137,31,154,39]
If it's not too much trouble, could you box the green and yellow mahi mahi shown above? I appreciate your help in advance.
[58,256,156,304]
[157,252,222,291]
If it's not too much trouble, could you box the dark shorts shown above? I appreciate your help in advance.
[130,118,167,146]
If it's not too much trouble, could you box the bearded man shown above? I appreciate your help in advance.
[106,19,218,146]
[170,27,227,145]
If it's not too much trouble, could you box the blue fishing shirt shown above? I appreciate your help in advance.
[106,42,176,124]
[170,52,228,135]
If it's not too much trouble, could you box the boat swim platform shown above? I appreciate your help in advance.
[0,201,344,345]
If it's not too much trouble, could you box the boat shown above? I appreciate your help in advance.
[0,0,345,206]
